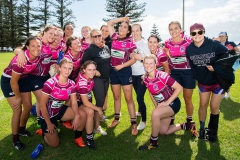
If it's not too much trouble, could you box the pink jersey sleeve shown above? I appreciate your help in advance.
[42,78,55,95]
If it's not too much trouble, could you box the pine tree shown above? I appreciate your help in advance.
[150,23,162,41]
[103,0,146,31]
[51,0,83,28]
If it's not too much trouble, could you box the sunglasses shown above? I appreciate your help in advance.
[191,30,204,36]
[92,34,102,38]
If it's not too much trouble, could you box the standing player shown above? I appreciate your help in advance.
[186,23,228,142]
[1,36,42,150]
[80,26,92,53]
[16,25,56,129]
[131,24,151,130]
[138,54,196,150]
[63,23,74,43]
[107,17,138,135]
[40,58,86,148]
[80,29,110,135]
[218,31,240,98]
[164,21,195,124]
[76,60,104,149]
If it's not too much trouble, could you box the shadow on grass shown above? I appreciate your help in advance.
[220,98,240,121]
[195,140,226,160]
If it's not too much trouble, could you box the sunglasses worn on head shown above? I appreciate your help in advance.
[191,30,204,36]
[92,34,102,38]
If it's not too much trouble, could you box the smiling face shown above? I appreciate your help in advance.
[132,25,142,42]
[54,30,64,45]
[101,26,109,39]
[64,24,74,37]
[144,58,156,74]
[83,63,96,79]
[69,38,81,55]
[27,39,42,58]
[148,37,159,53]
[118,22,130,38]
[44,28,55,43]
[81,27,91,39]
[169,23,182,39]
[91,30,102,46]
[191,29,205,46]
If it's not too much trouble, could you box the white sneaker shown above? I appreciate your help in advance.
[137,122,146,130]
[94,126,107,135]
[136,112,141,117]
[225,92,230,98]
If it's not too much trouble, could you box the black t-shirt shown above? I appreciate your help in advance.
[81,43,110,79]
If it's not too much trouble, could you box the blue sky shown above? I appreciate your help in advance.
[41,0,240,43]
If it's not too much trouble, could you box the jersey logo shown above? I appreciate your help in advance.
[122,42,127,47]
[180,46,185,52]
[153,84,158,90]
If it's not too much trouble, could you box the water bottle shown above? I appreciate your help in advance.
[31,143,43,159]
[30,103,37,115]
[57,50,64,64]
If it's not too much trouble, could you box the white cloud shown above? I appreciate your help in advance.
[185,0,194,7]
[140,0,240,43]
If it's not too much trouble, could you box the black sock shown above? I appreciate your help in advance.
[75,130,83,139]
[12,134,19,144]
[200,121,205,130]
[86,133,94,141]
[19,126,26,134]
[114,113,120,121]
[186,116,192,122]
[131,118,136,125]
[37,116,40,125]
[150,135,158,146]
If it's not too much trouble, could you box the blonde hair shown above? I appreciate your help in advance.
[143,54,157,64]
[40,25,56,36]
[90,28,101,37]
[168,21,182,30]
[59,58,73,67]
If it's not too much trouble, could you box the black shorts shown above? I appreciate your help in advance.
[40,104,68,137]
[92,77,109,107]
[170,69,196,89]
[109,66,132,85]
[77,101,83,107]
[1,75,31,98]
[29,74,50,91]
[169,97,181,114]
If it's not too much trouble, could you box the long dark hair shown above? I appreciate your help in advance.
[63,23,73,37]
[22,36,42,50]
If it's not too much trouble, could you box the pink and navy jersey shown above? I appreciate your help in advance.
[110,32,137,66]
[31,41,52,76]
[50,41,66,64]
[80,39,90,53]
[143,70,176,103]
[63,50,84,80]
[76,73,94,103]
[3,50,40,78]
[164,36,192,69]
[154,47,173,71]
[40,75,76,118]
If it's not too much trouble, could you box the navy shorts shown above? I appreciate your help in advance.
[109,66,132,85]
[29,74,50,91]
[170,69,196,89]
[40,104,68,137]
[169,97,181,114]
[1,75,31,98]
[198,82,225,94]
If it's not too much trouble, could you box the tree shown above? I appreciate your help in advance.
[150,23,162,41]
[51,0,82,28]
[103,0,146,31]
[31,0,54,31]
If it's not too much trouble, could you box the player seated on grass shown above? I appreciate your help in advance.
[39,58,86,148]
[138,54,197,151]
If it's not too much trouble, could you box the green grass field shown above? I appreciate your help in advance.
[0,52,240,160]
